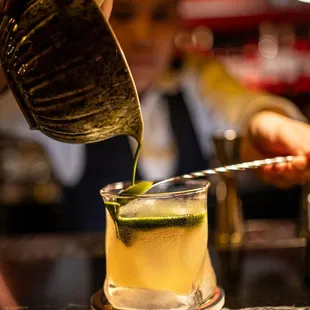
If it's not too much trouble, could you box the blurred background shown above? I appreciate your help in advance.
[0,0,309,235]
[179,0,310,119]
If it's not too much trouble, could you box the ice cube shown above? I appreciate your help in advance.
[119,199,203,218]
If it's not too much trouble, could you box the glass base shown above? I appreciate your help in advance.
[90,287,225,310]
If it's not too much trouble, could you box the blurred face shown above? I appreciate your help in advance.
[110,0,179,93]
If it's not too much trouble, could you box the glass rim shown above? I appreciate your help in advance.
[100,179,210,199]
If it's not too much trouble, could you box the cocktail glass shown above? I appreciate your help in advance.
[93,179,224,310]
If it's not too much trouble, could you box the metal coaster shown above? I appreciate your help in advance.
[90,287,225,310]
[199,287,225,310]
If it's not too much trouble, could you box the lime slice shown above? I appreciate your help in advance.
[118,212,207,229]
[118,211,207,246]
[120,181,153,196]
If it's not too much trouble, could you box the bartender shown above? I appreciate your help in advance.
[63,0,310,230]
[0,0,309,232]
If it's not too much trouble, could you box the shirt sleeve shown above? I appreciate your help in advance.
[191,55,307,134]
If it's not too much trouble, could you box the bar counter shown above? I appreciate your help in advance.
[0,220,309,310]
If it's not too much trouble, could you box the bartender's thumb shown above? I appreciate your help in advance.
[100,0,114,20]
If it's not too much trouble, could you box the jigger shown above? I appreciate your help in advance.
[212,130,244,248]
[212,129,244,285]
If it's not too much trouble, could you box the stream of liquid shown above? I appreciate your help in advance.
[131,142,142,185]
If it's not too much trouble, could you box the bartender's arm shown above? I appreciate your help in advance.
[244,111,310,188]
[196,56,310,188]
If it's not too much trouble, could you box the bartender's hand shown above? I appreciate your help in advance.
[241,111,310,188]
[100,0,113,19]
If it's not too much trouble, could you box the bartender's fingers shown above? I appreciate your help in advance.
[261,173,310,189]
[260,155,310,188]
[100,0,113,19]
[262,155,308,174]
